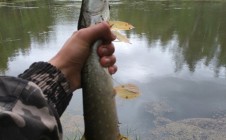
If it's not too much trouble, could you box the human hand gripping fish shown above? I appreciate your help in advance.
[49,22,117,91]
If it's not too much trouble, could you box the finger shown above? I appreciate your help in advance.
[97,43,115,57]
[100,55,116,67]
[77,22,116,45]
[108,65,118,75]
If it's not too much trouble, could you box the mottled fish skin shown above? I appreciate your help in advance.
[78,0,120,140]
[81,41,120,140]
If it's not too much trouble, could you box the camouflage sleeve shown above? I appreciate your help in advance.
[18,62,73,116]
[0,76,63,140]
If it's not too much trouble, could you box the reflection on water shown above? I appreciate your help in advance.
[1,0,226,139]
[115,0,226,75]
[0,0,53,73]
[112,1,226,139]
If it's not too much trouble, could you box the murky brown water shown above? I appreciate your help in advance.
[1,0,226,139]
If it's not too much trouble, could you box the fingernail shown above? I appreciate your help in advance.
[109,66,117,75]
[100,47,107,55]
[111,33,116,40]
[105,58,110,64]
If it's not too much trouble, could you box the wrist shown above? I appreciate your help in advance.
[49,58,81,91]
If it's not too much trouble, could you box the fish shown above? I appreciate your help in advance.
[77,0,121,139]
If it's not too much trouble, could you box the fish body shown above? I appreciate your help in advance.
[81,41,120,140]
[78,0,120,140]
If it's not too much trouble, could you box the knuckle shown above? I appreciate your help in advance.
[73,28,87,40]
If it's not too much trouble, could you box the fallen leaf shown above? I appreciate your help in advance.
[114,84,140,99]
[108,21,134,31]
[118,134,130,140]
[112,30,131,44]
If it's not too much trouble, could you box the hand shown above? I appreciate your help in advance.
[49,22,117,91]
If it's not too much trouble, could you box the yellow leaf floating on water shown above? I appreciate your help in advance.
[114,84,140,99]
[118,134,130,140]
[112,30,131,44]
[108,21,135,31]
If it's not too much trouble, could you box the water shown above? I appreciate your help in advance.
[1,0,226,139]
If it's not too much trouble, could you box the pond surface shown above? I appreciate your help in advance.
[1,0,226,139]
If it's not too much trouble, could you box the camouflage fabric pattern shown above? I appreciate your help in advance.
[18,62,73,116]
[0,76,62,140]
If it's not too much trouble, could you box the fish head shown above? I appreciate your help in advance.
[78,0,110,29]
